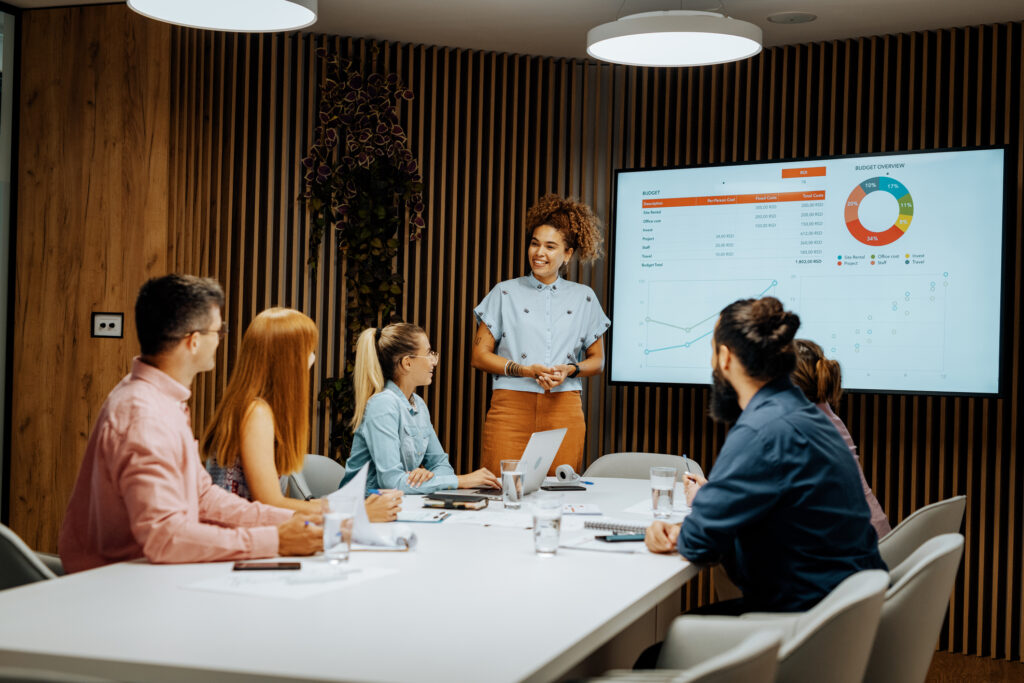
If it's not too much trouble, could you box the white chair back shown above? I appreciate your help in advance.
[588,630,780,683]
[287,454,345,500]
[772,569,889,683]
[657,570,888,683]
[878,495,965,569]
[863,533,965,683]
[1,523,57,591]
[584,452,705,480]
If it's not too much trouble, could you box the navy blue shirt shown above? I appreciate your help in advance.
[678,377,886,612]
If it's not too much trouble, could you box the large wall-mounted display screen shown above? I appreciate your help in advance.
[609,148,1006,395]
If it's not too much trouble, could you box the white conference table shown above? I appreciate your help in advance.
[0,478,697,683]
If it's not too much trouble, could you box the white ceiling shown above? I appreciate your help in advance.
[11,0,1024,60]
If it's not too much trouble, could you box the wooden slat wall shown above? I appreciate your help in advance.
[9,7,171,552]
[168,22,1024,661]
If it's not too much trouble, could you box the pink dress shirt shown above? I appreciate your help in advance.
[817,402,892,539]
[59,358,293,573]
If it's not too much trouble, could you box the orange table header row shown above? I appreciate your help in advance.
[642,190,826,208]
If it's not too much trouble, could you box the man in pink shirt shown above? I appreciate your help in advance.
[59,275,322,573]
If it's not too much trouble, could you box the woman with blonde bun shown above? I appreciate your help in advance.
[342,322,500,495]
[203,308,402,522]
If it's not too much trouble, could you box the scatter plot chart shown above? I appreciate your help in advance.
[797,274,948,376]
[643,279,779,368]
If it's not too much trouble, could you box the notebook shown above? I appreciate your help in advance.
[583,518,649,534]
[443,428,568,500]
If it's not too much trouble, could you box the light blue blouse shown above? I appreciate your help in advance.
[473,274,611,393]
[340,381,459,495]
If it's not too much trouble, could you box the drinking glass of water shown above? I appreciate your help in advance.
[650,466,677,520]
[532,493,563,557]
[500,459,524,509]
[323,502,356,564]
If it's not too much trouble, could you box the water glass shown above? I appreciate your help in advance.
[532,493,563,557]
[501,459,524,510]
[650,466,677,520]
[323,510,355,564]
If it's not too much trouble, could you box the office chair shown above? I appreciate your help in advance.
[287,453,346,500]
[658,569,889,683]
[0,523,58,591]
[584,453,705,480]
[863,533,965,683]
[591,630,781,683]
[877,495,966,569]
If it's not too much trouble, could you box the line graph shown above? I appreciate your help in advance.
[642,279,779,366]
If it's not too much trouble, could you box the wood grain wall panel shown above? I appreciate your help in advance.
[11,6,171,552]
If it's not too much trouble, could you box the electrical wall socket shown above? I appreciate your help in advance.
[92,312,124,338]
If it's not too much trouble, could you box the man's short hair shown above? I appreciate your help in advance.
[135,275,225,356]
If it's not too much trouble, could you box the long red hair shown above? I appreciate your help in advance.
[202,308,317,476]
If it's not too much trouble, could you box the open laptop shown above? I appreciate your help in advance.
[440,427,567,500]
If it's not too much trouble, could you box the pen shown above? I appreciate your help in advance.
[582,480,594,485]
[367,489,381,495]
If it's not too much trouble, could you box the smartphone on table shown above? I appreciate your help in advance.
[232,561,302,571]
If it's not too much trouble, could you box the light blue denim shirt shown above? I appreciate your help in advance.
[340,381,459,495]
[474,274,611,393]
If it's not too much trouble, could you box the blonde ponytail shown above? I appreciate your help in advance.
[350,322,429,431]
[350,328,385,430]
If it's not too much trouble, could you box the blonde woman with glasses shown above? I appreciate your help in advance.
[341,322,500,495]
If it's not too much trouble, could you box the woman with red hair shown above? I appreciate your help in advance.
[203,308,401,521]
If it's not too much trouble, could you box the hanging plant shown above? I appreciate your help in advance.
[300,47,425,460]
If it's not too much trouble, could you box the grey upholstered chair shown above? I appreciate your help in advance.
[591,630,781,683]
[863,533,965,683]
[584,452,705,480]
[877,495,966,569]
[287,453,346,500]
[1,523,58,591]
[655,569,889,683]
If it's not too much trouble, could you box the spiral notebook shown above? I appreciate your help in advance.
[583,518,648,534]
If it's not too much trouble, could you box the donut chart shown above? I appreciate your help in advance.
[845,177,914,246]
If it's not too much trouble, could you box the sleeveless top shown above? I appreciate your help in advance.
[206,458,252,501]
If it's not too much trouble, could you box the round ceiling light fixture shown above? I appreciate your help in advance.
[587,10,762,67]
[128,0,317,32]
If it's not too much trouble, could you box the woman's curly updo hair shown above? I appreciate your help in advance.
[714,297,801,381]
[791,338,843,409]
[525,194,605,264]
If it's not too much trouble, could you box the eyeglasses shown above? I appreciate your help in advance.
[191,325,228,339]
[407,350,440,364]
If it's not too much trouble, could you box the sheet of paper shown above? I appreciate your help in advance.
[562,503,601,515]
[443,510,534,528]
[326,465,417,548]
[397,509,450,523]
[560,537,644,554]
[182,566,398,600]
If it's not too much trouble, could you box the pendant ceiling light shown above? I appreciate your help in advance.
[128,0,317,32]
[587,10,762,67]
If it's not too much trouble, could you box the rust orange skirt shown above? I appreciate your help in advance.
[480,389,586,476]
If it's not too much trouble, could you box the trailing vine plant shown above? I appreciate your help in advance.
[300,47,425,460]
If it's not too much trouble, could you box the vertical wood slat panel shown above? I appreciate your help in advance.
[163,22,1024,662]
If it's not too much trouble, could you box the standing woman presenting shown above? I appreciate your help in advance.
[471,194,610,475]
